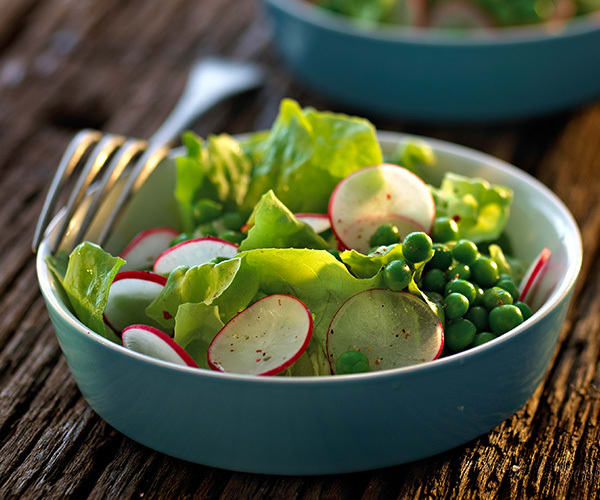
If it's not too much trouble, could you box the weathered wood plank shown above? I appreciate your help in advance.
[0,0,599,498]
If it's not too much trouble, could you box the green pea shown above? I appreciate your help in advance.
[422,269,447,294]
[472,332,497,347]
[193,199,222,224]
[218,230,244,244]
[170,233,193,247]
[465,306,489,332]
[445,319,476,352]
[222,212,245,231]
[482,287,513,310]
[515,301,533,320]
[445,279,477,305]
[369,224,400,247]
[402,232,434,264]
[384,259,412,291]
[451,239,479,265]
[432,217,459,243]
[335,350,370,374]
[471,256,499,288]
[496,279,519,302]
[194,223,217,237]
[474,285,485,306]
[428,244,453,270]
[489,305,523,335]
[447,263,471,281]
[498,273,513,282]
[445,293,469,319]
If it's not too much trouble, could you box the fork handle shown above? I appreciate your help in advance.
[148,58,262,147]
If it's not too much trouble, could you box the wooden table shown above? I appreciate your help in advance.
[1,0,599,497]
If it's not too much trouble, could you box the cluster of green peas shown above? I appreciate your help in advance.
[348,216,532,357]
[424,217,531,353]
[170,199,246,246]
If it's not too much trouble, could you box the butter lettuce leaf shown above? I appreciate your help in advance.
[431,172,513,242]
[62,242,124,342]
[174,303,224,369]
[340,244,405,279]
[239,190,330,251]
[175,132,252,231]
[236,248,384,348]
[145,266,188,330]
[146,259,245,328]
[242,99,382,214]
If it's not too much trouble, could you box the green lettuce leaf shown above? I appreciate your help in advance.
[431,172,513,242]
[62,242,124,342]
[173,303,224,369]
[242,99,382,214]
[46,251,69,284]
[145,266,188,330]
[241,130,270,166]
[340,244,405,279]
[146,259,246,328]
[175,132,252,231]
[239,190,330,251]
[235,248,384,348]
[154,248,383,360]
[280,339,331,377]
[387,138,436,180]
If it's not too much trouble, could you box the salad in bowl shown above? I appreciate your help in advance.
[46,99,549,378]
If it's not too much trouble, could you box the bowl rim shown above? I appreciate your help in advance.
[265,0,600,46]
[36,131,583,384]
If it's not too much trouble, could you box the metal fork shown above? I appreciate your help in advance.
[32,58,263,254]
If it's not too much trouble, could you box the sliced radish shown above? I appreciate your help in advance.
[295,213,331,234]
[207,294,313,376]
[153,236,238,275]
[327,289,443,373]
[429,1,494,29]
[104,271,167,334]
[328,164,435,253]
[519,248,551,303]
[122,324,198,367]
[120,227,179,272]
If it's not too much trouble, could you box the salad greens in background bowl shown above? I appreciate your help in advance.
[37,100,581,474]
[263,0,600,122]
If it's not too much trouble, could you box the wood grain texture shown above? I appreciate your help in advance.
[0,0,598,498]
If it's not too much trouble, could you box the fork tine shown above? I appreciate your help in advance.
[71,138,148,249]
[49,134,126,254]
[32,129,102,252]
[97,143,170,247]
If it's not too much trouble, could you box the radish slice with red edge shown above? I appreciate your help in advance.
[295,213,331,234]
[328,164,435,253]
[519,248,551,303]
[104,271,167,335]
[120,227,179,271]
[207,294,313,376]
[122,324,198,367]
[153,236,238,275]
[327,289,443,373]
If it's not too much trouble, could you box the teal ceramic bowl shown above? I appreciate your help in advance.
[264,0,600,122]
[36,132,581,474]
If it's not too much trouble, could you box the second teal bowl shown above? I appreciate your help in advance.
[264,0,600,122]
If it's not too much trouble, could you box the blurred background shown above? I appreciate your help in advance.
[3,0,599,183]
